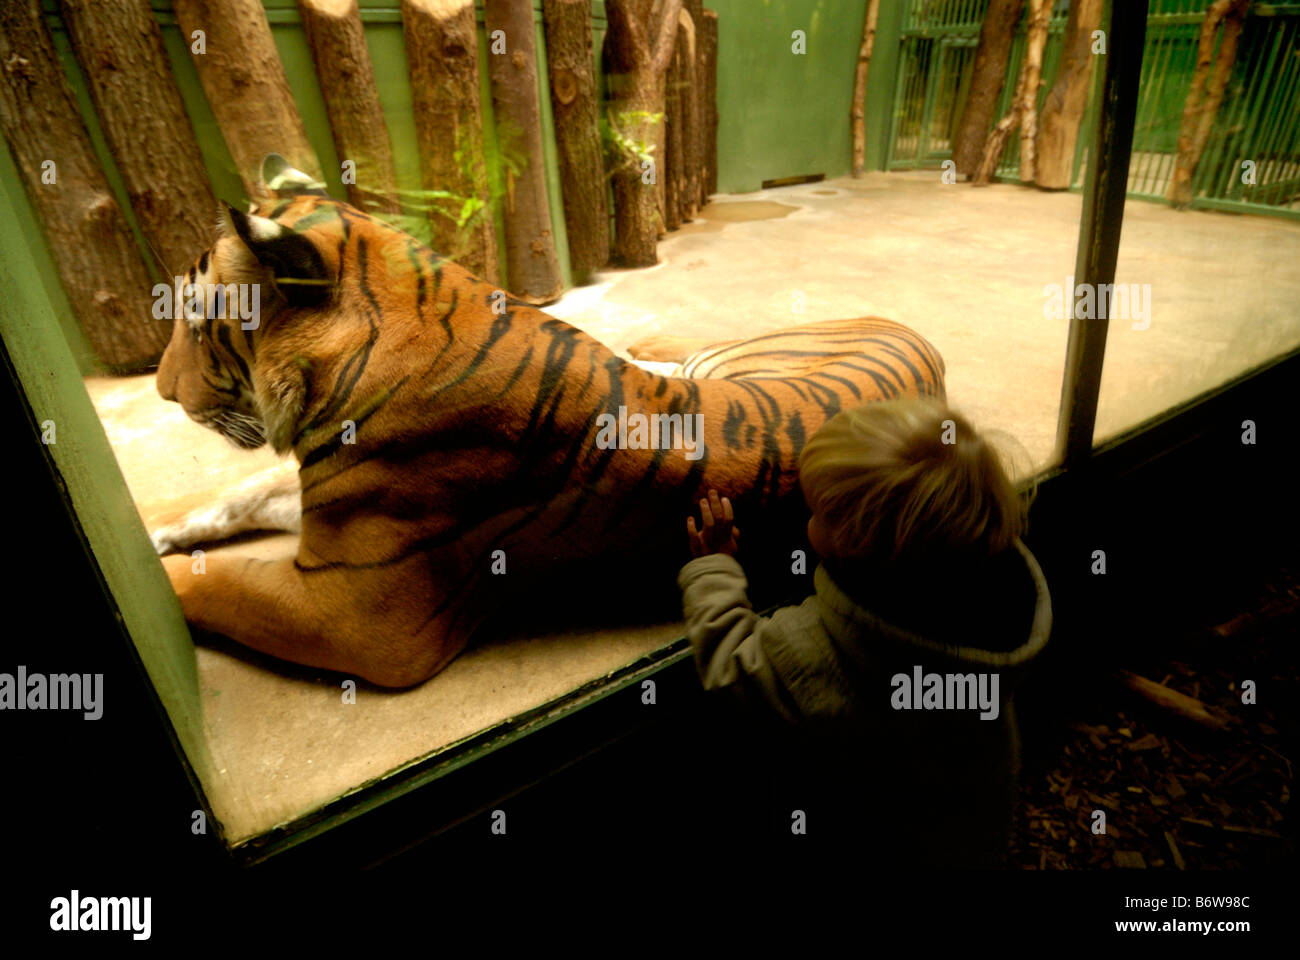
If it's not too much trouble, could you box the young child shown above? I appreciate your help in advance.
[678,397,1051,866]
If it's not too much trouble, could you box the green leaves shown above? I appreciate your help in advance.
[602,108,664,177]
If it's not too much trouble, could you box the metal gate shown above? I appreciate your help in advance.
[887,1,985,169]
[886,0,1300,220]
[1128,0,1300,216]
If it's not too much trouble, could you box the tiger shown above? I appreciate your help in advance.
[151,154,946,688]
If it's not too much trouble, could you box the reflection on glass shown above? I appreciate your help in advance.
[1096,2,1300,443]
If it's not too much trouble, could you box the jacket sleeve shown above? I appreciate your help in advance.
[676,553,808,725]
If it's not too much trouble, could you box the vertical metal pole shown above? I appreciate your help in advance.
[1054,0,1148,468]
[917,40,943,162]
[888,38,911,168]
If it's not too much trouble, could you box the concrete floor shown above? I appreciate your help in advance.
[86,169,1300,845]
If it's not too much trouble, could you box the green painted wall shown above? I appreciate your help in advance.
[707,0,902,193]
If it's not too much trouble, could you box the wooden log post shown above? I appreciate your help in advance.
[1168,0,1251,208]
[402,0,499,283]
[1035,0,1103,190]
[952,0,1023,179]
[851,0,880,178]
[297,0,402,215]
[680,1,700,219]
[171,0,323,198]
[484,0,564,303]
[973,0,1049,186]
[663,22,684,231]
[698,8,717,200]
[60,0,217,279]
[542,0,609,280]
[1014,0,1051,183]
[604,0,683,267]
[0,0,167,370]
[652,34,668,235]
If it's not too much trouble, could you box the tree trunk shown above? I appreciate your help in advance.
[652,52,667,233]
[1035,0,1103,190]
[297,0,401,215]
[680,1,701,218]
[542,0,609,280]
[698,8,718,200]
[608,72,663,266]
[0,0,167,371]
[484,0,563,303]
[1168,0,1251,208]
[171,0,322,198]
[664,23,684,230]
[952,0,1023,179]
[1015,0,1051,183]
[973,0,1048,186]
[402,0,500,283]
[605,0,683,267]
[60,0,216,279]
[851,0,880,178]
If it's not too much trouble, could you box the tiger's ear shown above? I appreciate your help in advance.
[261,154,328,198]
[219,201,331,308]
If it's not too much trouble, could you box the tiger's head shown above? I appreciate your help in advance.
[156,155,353,453]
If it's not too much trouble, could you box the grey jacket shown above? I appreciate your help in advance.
[677,540,1051,866]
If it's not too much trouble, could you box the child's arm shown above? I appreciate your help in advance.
[678,492,804,724]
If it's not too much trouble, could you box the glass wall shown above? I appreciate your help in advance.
[1094,5,1300,443]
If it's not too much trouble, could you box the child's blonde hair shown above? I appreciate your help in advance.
[798,398,1032,568]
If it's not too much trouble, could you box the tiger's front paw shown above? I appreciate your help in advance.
[150,512,226,556]
[141,494,211,556]
[151,525,187,557]
[147,504,232,556]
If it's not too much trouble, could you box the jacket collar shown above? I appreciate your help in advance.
[814,538,1052,681]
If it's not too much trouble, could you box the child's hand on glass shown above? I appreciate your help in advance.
[687,489,740,558]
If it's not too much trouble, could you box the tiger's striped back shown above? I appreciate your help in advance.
[680,317,946,403]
